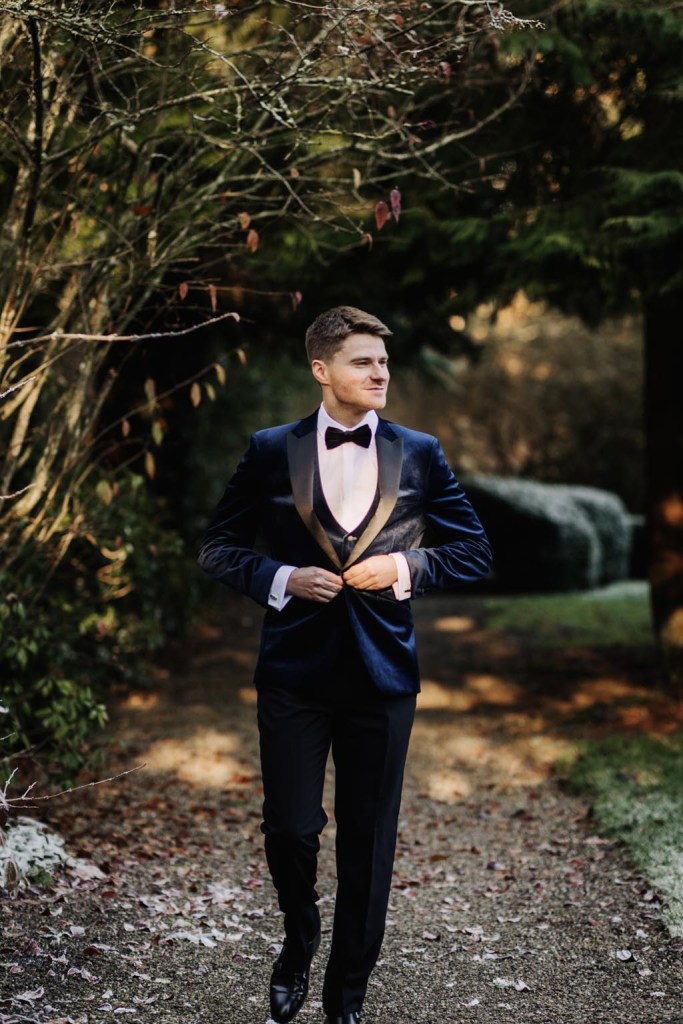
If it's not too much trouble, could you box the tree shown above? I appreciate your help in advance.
[0,0,542,770]
[313,0,681,680]
[495,1,683,681]
[0,0,540,578]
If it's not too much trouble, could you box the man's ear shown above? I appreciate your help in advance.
[311,359,328,386]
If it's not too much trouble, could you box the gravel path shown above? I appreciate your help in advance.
[2,594,683,1024]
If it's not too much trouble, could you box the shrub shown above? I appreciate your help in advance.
[1,472,195,782]
[556,485,632,584]
[462,476,631,592]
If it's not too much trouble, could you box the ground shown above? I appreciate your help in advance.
[2,591,683,1024]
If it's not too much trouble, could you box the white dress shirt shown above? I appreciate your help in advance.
[268,404,412,609]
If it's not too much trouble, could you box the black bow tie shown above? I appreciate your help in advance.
[325,424,372,450]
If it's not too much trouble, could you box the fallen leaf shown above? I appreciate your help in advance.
[14,987,45,1002]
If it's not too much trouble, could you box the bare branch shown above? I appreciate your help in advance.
[7,311,240,349]
[0,484,35,500]
[0,375,37,399]
[4,763,147,808]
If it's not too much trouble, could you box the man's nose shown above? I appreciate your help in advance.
[371,364,389,379]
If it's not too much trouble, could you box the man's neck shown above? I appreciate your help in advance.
[321,402,372,430]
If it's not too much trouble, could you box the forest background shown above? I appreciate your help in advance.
[1,0,682,782]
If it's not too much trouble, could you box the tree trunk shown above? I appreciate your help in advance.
[644,289,683,689]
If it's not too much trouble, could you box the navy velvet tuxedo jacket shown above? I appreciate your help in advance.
[197,410,492,696]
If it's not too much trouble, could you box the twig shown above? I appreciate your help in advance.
[0,484,35,500]
[0,376,36,399]
[21,16,44,243]
[6,311,240,349]
[5,763,147,808]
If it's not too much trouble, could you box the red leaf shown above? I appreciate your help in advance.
[290,290,303,310]
[208,284,217,312]
[133,205,153,216]
[238,211,251,230]
[375,201,390,231]
[246,228,259,252]
[179,282,189,301]
[390,188,401,223]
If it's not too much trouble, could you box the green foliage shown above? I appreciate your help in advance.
[1,472,194,781]
[566,732,683,935]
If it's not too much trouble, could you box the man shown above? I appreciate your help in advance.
[197,306,492,1024]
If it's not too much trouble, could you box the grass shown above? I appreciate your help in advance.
[482,581,654,647]
[564,733,683,936]
[480,582,683,934]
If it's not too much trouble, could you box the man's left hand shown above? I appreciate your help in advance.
[343,555,398,591]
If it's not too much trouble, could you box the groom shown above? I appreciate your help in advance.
[197,306,492,1024]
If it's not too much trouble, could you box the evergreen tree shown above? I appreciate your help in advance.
[490,1,683,680]
[303,0,682,679]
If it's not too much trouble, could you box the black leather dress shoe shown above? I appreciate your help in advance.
[323,1014,361,1024]
[269,931,321,1023]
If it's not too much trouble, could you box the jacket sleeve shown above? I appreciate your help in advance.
[197,434,288,607]
[401,438,493,596]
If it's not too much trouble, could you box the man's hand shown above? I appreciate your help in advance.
[343,555,398,591]
[286,566,343,603]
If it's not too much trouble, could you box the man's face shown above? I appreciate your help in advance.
[312,333,390,419]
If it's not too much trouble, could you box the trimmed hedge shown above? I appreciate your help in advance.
[462,476,633,592]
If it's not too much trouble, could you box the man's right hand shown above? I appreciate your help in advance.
[286,567,343,603]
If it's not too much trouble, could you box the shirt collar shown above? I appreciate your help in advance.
[318,404,378,438]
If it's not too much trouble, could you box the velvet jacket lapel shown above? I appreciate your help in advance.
[286,411,404,571]
[287,411,342,569]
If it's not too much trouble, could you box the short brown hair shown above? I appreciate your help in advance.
[305,305,392,363]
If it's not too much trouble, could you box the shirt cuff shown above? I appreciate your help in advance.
[268,565,297,610]
[389,553,412,601]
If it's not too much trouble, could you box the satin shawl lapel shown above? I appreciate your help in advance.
[286,416,342,570]
[344,421,403,568]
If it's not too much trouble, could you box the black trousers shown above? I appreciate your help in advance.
[257,664,416,1017]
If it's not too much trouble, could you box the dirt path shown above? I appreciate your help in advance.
[3,594,683,1024]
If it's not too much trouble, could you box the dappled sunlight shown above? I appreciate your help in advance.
[417,674,523,713]
[410,718,575,800]
[570,676,650,708]
[119,691,160,711]
[417,679,477,711]
[426,768,472,801]
[238,686,258,706]
[140,727,253,787]
[433,614,476,634]
[464,672,524,705]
